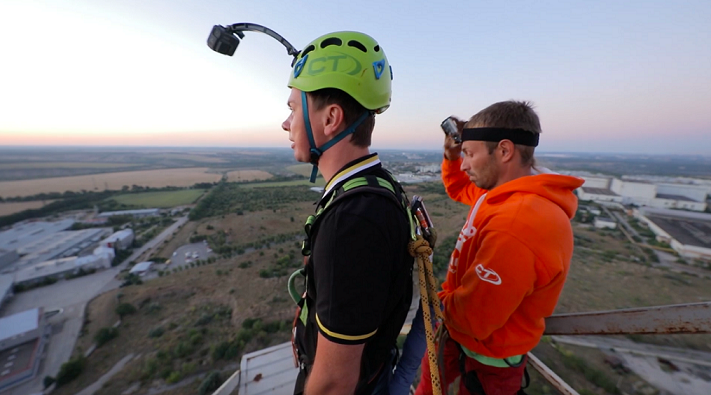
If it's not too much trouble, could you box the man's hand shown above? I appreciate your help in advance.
[444,135,462,161]
[305,333,364,395]
[443,117,465,161]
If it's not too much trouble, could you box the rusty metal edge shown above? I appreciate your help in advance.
[527,352,581,395]
[544,301,711,335]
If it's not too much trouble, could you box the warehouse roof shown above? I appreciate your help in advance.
[0,308,40,342]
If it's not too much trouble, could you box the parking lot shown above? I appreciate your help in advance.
[170,242,213,269]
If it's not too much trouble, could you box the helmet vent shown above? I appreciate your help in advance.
[301,45,315,58]
[373,45,380,52]
[348,40,367,53]
[320,37,342,48]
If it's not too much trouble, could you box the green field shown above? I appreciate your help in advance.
[240,178,326,188]
[110,189,206,208]
[286,164,323,178]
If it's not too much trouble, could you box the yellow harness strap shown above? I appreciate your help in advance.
[408,235,444,395]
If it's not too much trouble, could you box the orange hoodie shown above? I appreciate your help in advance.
[439,157,583,358]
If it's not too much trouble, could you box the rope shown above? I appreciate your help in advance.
[409,235,444,395]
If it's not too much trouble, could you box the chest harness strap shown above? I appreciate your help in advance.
[287,173,445,395]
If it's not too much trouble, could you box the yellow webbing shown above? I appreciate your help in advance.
[408,235,444,395]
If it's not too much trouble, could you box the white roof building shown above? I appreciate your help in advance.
[0,219,74,251]
[634,208,711,261]
[101,229,134,250]
[14,254,111,286]
[17,227,111,266]
[129,261,153,275]
[0,309,39,343]
[93,246,116,261]
[0,307,46,389]
[0,249,19,271]
[594,217,618,229]
[579,176,708,212]
[97,208,160,218]
[0,274,13,306]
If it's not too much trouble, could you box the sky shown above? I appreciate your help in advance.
[1,0,710,154]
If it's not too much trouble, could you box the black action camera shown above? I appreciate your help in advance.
[440,116,462,144]
[207,25,243,56]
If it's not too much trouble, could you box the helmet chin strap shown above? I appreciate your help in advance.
[300,91,372,183]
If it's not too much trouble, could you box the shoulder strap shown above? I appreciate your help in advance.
[301,174,416,256]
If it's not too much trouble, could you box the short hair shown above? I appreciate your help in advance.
[466,101,541,167]
[307,88,375,148]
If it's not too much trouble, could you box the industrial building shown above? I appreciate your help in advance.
[634,207,711,261]
[97,208,160,218]
[579,176,708,211]
[14,253,112,287]
[93,246,116,261]
[0,219,74,252]
[129,261,153,276]
[578,204,601,216]
[594,217,617,229]
[0,274,13,307]
[101,229,135,250]
[17,227,112,266]
[0,249,19,271]
[0,308,48,392]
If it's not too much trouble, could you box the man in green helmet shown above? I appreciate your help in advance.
[284,31,413,395]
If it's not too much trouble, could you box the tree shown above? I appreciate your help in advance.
[115,303,137,318]
[94,327,119,347]
[55,356,86,387]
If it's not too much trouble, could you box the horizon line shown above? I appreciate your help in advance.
[0,145,710,157]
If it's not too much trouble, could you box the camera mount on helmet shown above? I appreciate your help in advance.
[207,23,300,66]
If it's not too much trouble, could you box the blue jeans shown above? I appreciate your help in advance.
[389,304,428,395]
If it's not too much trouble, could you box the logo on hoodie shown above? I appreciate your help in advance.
[475,264,502,285]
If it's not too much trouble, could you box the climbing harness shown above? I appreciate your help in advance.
[288,172,414,303]
[286,172,446,394]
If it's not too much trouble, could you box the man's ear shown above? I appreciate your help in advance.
[498,140,516,163]
[322,104,345,138]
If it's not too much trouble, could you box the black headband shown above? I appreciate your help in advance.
[461,128,539,147]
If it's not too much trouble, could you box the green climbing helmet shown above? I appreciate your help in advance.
[288,31,392,113]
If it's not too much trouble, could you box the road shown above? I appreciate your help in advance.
[1,216,188,395]
[553,335,711,395]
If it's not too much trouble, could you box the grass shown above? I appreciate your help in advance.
[55,227,299,395]
[225,170,273,182]
[110,190,206,208]
[286,164,321,178]
[0,168,222,197]
[239,178,326,188]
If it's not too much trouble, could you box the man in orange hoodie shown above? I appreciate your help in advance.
[415,101,583,395]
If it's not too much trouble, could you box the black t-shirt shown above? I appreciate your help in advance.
[296,154,413,393]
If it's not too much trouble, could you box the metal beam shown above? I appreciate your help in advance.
[544,302,711,335]
[527,352,580,395]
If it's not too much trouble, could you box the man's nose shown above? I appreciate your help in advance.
[282,118,290,132]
